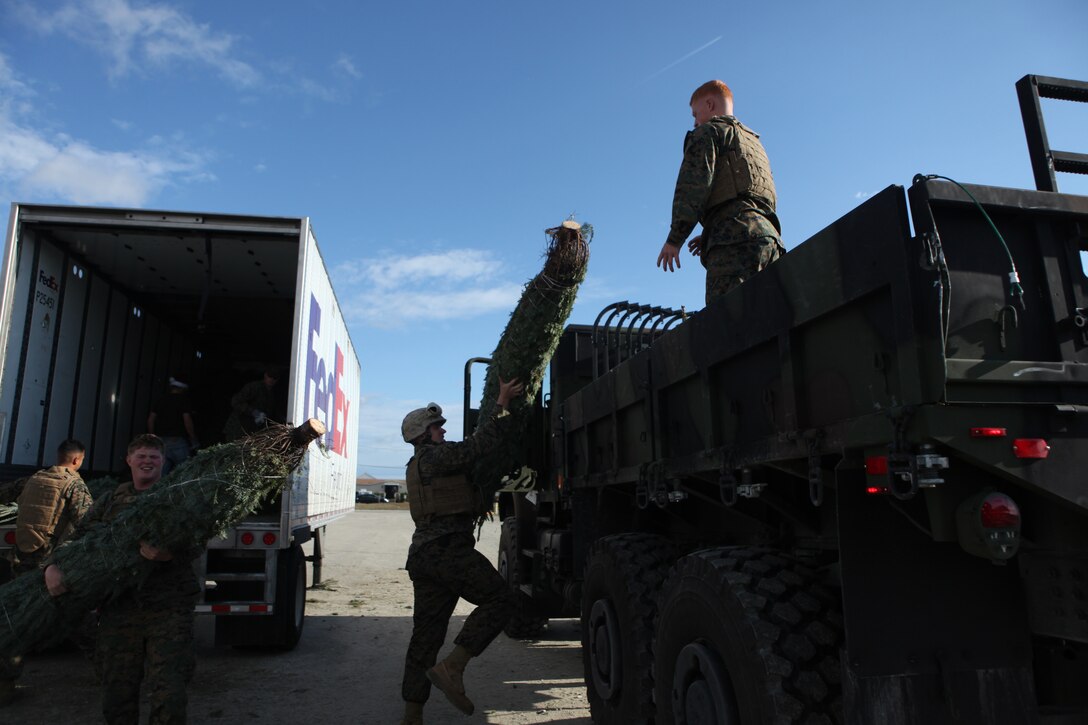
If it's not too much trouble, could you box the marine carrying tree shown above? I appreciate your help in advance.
[473,220,591,503]
[0,420,325,658]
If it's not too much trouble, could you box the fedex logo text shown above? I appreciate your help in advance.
[305,294,350,456]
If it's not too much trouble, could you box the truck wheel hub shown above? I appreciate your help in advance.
[672,642,735,725]
[587,598,620,699]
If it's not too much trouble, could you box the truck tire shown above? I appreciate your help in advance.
[272,543,307,650]
[581,533,676,724]
[498,517,548,639]
[653,547,843,725]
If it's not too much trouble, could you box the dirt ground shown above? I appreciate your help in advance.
[7,508,593,724]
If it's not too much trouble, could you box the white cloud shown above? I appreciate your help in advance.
[334,54,362,80]
[0,54,32,97]
[854,191,873,200]
[0,52,212,206]
[111,118,133,131]
[297,77,339,103]
[333,249,524,328]
[354,392,469,474]
[14,0,259,86]
[21,140,207,205]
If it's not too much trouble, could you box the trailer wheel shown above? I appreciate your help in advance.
[272,543,307,650]
[498,517,548,639]
[653,547,843,725]
[581,533,676,724]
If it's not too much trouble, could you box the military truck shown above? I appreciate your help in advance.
[479,75,1088,723]
[0,203,360,649]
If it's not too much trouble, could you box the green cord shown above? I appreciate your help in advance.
[916,173,1025,310]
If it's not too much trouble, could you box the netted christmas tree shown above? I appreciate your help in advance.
[473,220,591,502]
[0,419,324,658]
[85,475,120,501]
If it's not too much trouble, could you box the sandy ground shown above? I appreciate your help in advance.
[7,508,593,724]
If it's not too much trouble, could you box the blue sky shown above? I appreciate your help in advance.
[1,0,1085,476]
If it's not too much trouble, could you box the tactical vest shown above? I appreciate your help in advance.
[704,116,777,216]
[15,466,80,554]
[406,453,483,524]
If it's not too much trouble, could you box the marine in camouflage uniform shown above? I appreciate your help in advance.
[45,436,201,725]
[222,368,279,442]
[14,463,93,574]
[658,80,785,305]
[1,441,91,705]
[398,379,524,724]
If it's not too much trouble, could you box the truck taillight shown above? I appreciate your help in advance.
[957,491,1021,562]
[263,533,276,546]
[240,532,255,545]
[980,494,1020,529]
[1012,438,1049,459]
[864,456,888,475]
[970,427,1007,438]
[2,531,14,545]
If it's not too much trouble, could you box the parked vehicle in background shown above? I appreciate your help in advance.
[356,491,388,504]
[0,203,360,649]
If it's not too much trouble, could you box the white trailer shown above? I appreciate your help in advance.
[0,203,359,649]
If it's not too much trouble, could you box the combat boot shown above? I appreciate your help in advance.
[426,644,473,715]
[399,700,424,725]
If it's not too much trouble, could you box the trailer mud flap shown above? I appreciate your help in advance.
[837,472,1038,724]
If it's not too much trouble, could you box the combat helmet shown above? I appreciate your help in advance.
[402,403,445,443]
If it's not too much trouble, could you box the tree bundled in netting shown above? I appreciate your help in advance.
[0,420,325,658]
[85,475,120,501]
[473,220,591,502]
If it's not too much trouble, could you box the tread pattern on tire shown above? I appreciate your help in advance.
[656,546,843,725]
[582,533,677,725]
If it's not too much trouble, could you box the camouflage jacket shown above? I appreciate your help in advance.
[666,115,781,253]
[15,465,92,558]
[76,480,202,611]
[406,409,514,558]
[223,379,275,440]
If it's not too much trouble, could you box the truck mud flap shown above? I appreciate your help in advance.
[837,473,1037,724]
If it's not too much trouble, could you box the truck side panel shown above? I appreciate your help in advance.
[42,256,89,460]
[70,276,109,459]
[563,185,930,486]
[284,220,359,533]
[10,240,65,465]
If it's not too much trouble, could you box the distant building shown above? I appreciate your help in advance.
[357,472,406,501]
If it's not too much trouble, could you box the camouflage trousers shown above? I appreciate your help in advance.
[703,236,785,305]
[97,604,195,725]
[401,532,514,704]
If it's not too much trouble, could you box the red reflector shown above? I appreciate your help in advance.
[211,605,231,613]
[980,493,1020,529]
[2,531,14,545]
[250,605,269,613]
[262,533,276,546]
[865,456,888,475]
[1012,438,1049,459]
[240,532,255,545]
[971,427,1007,438]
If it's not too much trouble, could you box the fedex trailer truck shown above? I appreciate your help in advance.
[0,203,359,649]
